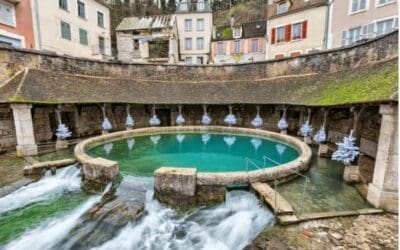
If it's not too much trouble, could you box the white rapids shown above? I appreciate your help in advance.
[92,190,275,250]
[0,165,81,215]
[2,184,111,250]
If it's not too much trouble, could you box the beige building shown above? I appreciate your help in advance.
[116,15,179,63]
[329,0,398,48]
[31,0,111,59]
[266,0,329,59]
[176,0,213,64]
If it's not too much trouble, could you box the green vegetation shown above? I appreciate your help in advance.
[306,62,398,106]
[221,28,233,39]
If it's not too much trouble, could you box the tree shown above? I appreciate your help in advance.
[167,0,176,13]
[161,0,167,13]
[331,130,360,165]
[313,126,326,143]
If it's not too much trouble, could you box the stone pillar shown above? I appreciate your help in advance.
[367,104,398,213]
[11,104,38,156]
[140,41,149,59]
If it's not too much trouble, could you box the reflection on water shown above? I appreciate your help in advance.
[278,147,371,214]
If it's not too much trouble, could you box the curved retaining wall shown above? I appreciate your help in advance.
[0,31,397,83]
[75,126,312,191]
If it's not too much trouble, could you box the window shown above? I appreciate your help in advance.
[251,39,259,52]
[185,57,192,65]
[234,40,240,54]
[197,37,204,49]
[275,53,285,59]
[350,0,367,13]
[180,2,188,11]
[290,51,301,57]
[276,26,285,43]
[79,28,88,45]
[98,36,105,54]
[133,39,139,50]
[0,0,16,26]
[277,2,289,14]
[77,1,85,19]
[59,0,68,10]
[196,18,204,31]
[292,22,302,40]
[376,0,396,6]
[197,0,205,10]
[348,26,362,44]
[0,35,22,47]
[233,28,241,38]
[60,21,71,40]
[185,38,192,50]
[197,57,203,64]
[97,11,104,27]
[184,19,192,31]
[217,42,223,55]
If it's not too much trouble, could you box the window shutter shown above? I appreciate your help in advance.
[258,39,263,52]
[341,30,347,46]
[302,21,308,39]
[285,25,291,42]
[271,28,276,44]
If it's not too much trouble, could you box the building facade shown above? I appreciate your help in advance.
[266,0,329,59]
[0,0,35,49]
[175,0,213,64]
[116,15,179,63]
[211,21,267,64]
[329,0,398,48]
[31,0,111,59]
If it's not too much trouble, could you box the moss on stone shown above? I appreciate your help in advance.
[306,62,398,106]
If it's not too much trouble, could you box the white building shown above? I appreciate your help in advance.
[31,0,112,60]
[116,15,179,63]
[175,0,213,64]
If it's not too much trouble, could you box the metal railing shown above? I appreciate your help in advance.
[246,155,310,215]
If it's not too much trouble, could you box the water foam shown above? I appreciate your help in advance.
[92,190,274,250]
[2,184,111,250]
[0,165,81,215]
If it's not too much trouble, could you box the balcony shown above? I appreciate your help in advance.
[176,1,212,13]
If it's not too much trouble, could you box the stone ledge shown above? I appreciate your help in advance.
[23,158,77,176]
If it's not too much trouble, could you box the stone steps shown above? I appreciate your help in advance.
[251,182,294,215]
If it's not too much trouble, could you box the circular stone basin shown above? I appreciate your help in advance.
[87,131,299,177]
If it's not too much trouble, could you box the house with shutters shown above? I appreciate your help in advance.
[0,0,36,49]
[266,0,329,59]
[211,20,267,64]
[30,0,112,60]
[329,0,398,49]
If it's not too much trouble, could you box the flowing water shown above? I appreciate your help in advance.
[0,166,274,250]
[91,190,274,250]
[0,165,80,215]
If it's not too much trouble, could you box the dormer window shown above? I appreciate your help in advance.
[233,27,242,38]
[277,1,289,14]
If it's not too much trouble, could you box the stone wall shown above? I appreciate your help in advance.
[2,103,378,155]
[0,104,16,148]
[0,31,397,83]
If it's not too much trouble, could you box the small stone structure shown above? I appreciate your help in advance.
[23,158,77,176]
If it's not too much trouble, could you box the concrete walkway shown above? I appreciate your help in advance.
[251,182,294,215]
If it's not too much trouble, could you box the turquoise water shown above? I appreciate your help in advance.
[88,133,299,176]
